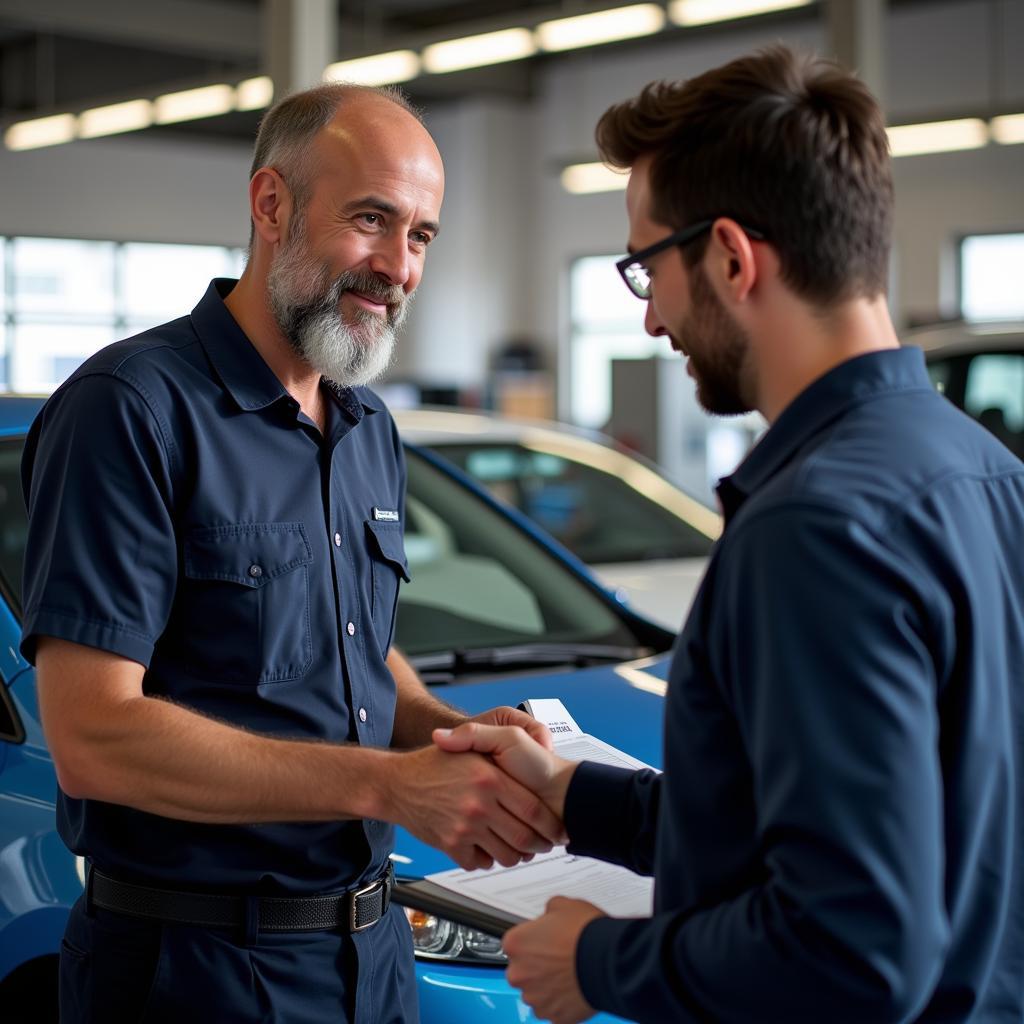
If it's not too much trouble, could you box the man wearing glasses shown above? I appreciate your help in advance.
[436,45,1024,1023]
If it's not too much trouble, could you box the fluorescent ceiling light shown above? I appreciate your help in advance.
[669,0,812,27]
[887,118,988,157]
[236,76,274,111]
[79,99,153,139]
[325,50,420,86]
[154,84,235,125]
[537,4,665,52]
[561,161,629,194]
[991,113,1024,145]
[4,112,76,151]
[423,28,535,74]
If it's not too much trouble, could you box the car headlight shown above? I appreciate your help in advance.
[403,907,507,965]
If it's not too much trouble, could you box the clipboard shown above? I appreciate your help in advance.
[392,877,522,937]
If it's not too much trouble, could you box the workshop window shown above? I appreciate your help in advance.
[0,236,245,393]
[960,232,1024,321]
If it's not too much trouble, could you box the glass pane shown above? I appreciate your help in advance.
[9,322,116,393]
[439,441,714,564]
[961,234,1024,321]
[11,237,116,316]
[570,332,665,429]
[121,243,234,321]
[396,449,636,658]
[570,255,642,329]
[963,353,1024,457]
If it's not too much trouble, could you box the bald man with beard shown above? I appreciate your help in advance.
[21,84,561,1023]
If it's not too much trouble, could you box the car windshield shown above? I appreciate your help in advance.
[424,441,715,564]
[397,448,641,657]
[0,437,645,664]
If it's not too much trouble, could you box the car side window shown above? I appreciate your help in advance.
[962,354,1024,458]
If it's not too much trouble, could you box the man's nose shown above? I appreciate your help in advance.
[367,235,412,289]
[644,298,667,338]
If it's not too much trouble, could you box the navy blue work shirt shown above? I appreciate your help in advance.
[21,279,410,895]
[566,348,1024,1022]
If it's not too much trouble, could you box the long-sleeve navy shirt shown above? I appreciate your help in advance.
[566,347,1024,1023]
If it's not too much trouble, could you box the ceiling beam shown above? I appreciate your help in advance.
[0,0,260,59]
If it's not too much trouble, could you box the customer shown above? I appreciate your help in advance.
[437,46,1024,1024]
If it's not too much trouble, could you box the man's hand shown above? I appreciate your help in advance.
[433,721,577,819]
[383,744,564,871]
[503,896,604,1024]
[467,705,555,751]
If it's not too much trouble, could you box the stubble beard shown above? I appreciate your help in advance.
[266,211,411,388]
[680,263,754,417]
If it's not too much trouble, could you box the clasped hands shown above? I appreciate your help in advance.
[428,713,602,1024]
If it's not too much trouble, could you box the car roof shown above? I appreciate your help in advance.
[0,395,45,435]
[902,320,1024,359]
[393,407,722,539]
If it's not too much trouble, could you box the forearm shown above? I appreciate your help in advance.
[388,646,467,747]
[55,692,397,824]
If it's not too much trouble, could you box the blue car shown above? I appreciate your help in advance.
[0,394,675,1023]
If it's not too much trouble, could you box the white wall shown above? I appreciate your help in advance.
[0,135,249,246]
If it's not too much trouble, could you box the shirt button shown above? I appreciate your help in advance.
[347,621,356,636]
[358,707,367,723]
[248,564,263,579]
[334,532,342,547]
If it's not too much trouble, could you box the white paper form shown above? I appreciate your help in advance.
[422,698,657,921]
[424,847,654,921]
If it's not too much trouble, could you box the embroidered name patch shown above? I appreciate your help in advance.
[373,507,400,522]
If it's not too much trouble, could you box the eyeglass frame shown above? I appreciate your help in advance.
[615,218,767,299]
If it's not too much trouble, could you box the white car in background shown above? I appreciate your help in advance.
[393,408,721,630]
[904,320,1024,459]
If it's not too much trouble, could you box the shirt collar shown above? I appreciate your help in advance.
[716,346,932,523]
[190,279,382,418]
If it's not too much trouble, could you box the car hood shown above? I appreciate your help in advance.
[593,557,708,631]
[391,651,671,878]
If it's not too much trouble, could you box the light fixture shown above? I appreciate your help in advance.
[236,76,274,111]
[561,161,629,194]
[79,99,154,139]
[537,4,665,52]
[324,50,421,86]
[154,84,235,125]
[991,113,1024,146]
[669,0,812,27]
[4,112,76,151]
[423,28,535,74]
[887,118,988,157]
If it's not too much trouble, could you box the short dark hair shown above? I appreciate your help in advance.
[247,83,422,246]
[596,46,893,306]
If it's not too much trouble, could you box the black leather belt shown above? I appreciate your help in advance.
[87,863,394,934]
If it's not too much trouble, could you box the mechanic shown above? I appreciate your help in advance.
[435,46,1024,1023]
[21,83,560,1023]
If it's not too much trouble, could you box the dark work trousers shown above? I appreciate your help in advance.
[58,893,419,1023]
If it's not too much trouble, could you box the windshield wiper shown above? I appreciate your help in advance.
[410,642,646,681]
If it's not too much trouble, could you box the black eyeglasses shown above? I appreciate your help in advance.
[615,219,766,299]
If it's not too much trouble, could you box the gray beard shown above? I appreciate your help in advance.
[266,228,410,389]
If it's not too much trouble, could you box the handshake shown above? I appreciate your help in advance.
[387,705,577,872]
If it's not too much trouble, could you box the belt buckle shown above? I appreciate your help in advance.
[348,877,382,933]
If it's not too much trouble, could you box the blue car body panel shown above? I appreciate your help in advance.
[0,396,671,1023]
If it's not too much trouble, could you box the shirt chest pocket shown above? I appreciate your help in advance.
[364,520,410,658]
[182,522,313,684]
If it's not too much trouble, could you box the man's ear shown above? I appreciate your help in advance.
[708,218,758,304]
[249,167,292,247]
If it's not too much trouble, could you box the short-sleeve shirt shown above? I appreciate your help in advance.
[21,278,409,894]
[567,348,1024,1022]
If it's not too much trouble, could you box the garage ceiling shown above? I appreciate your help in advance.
[0,0,982,145]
